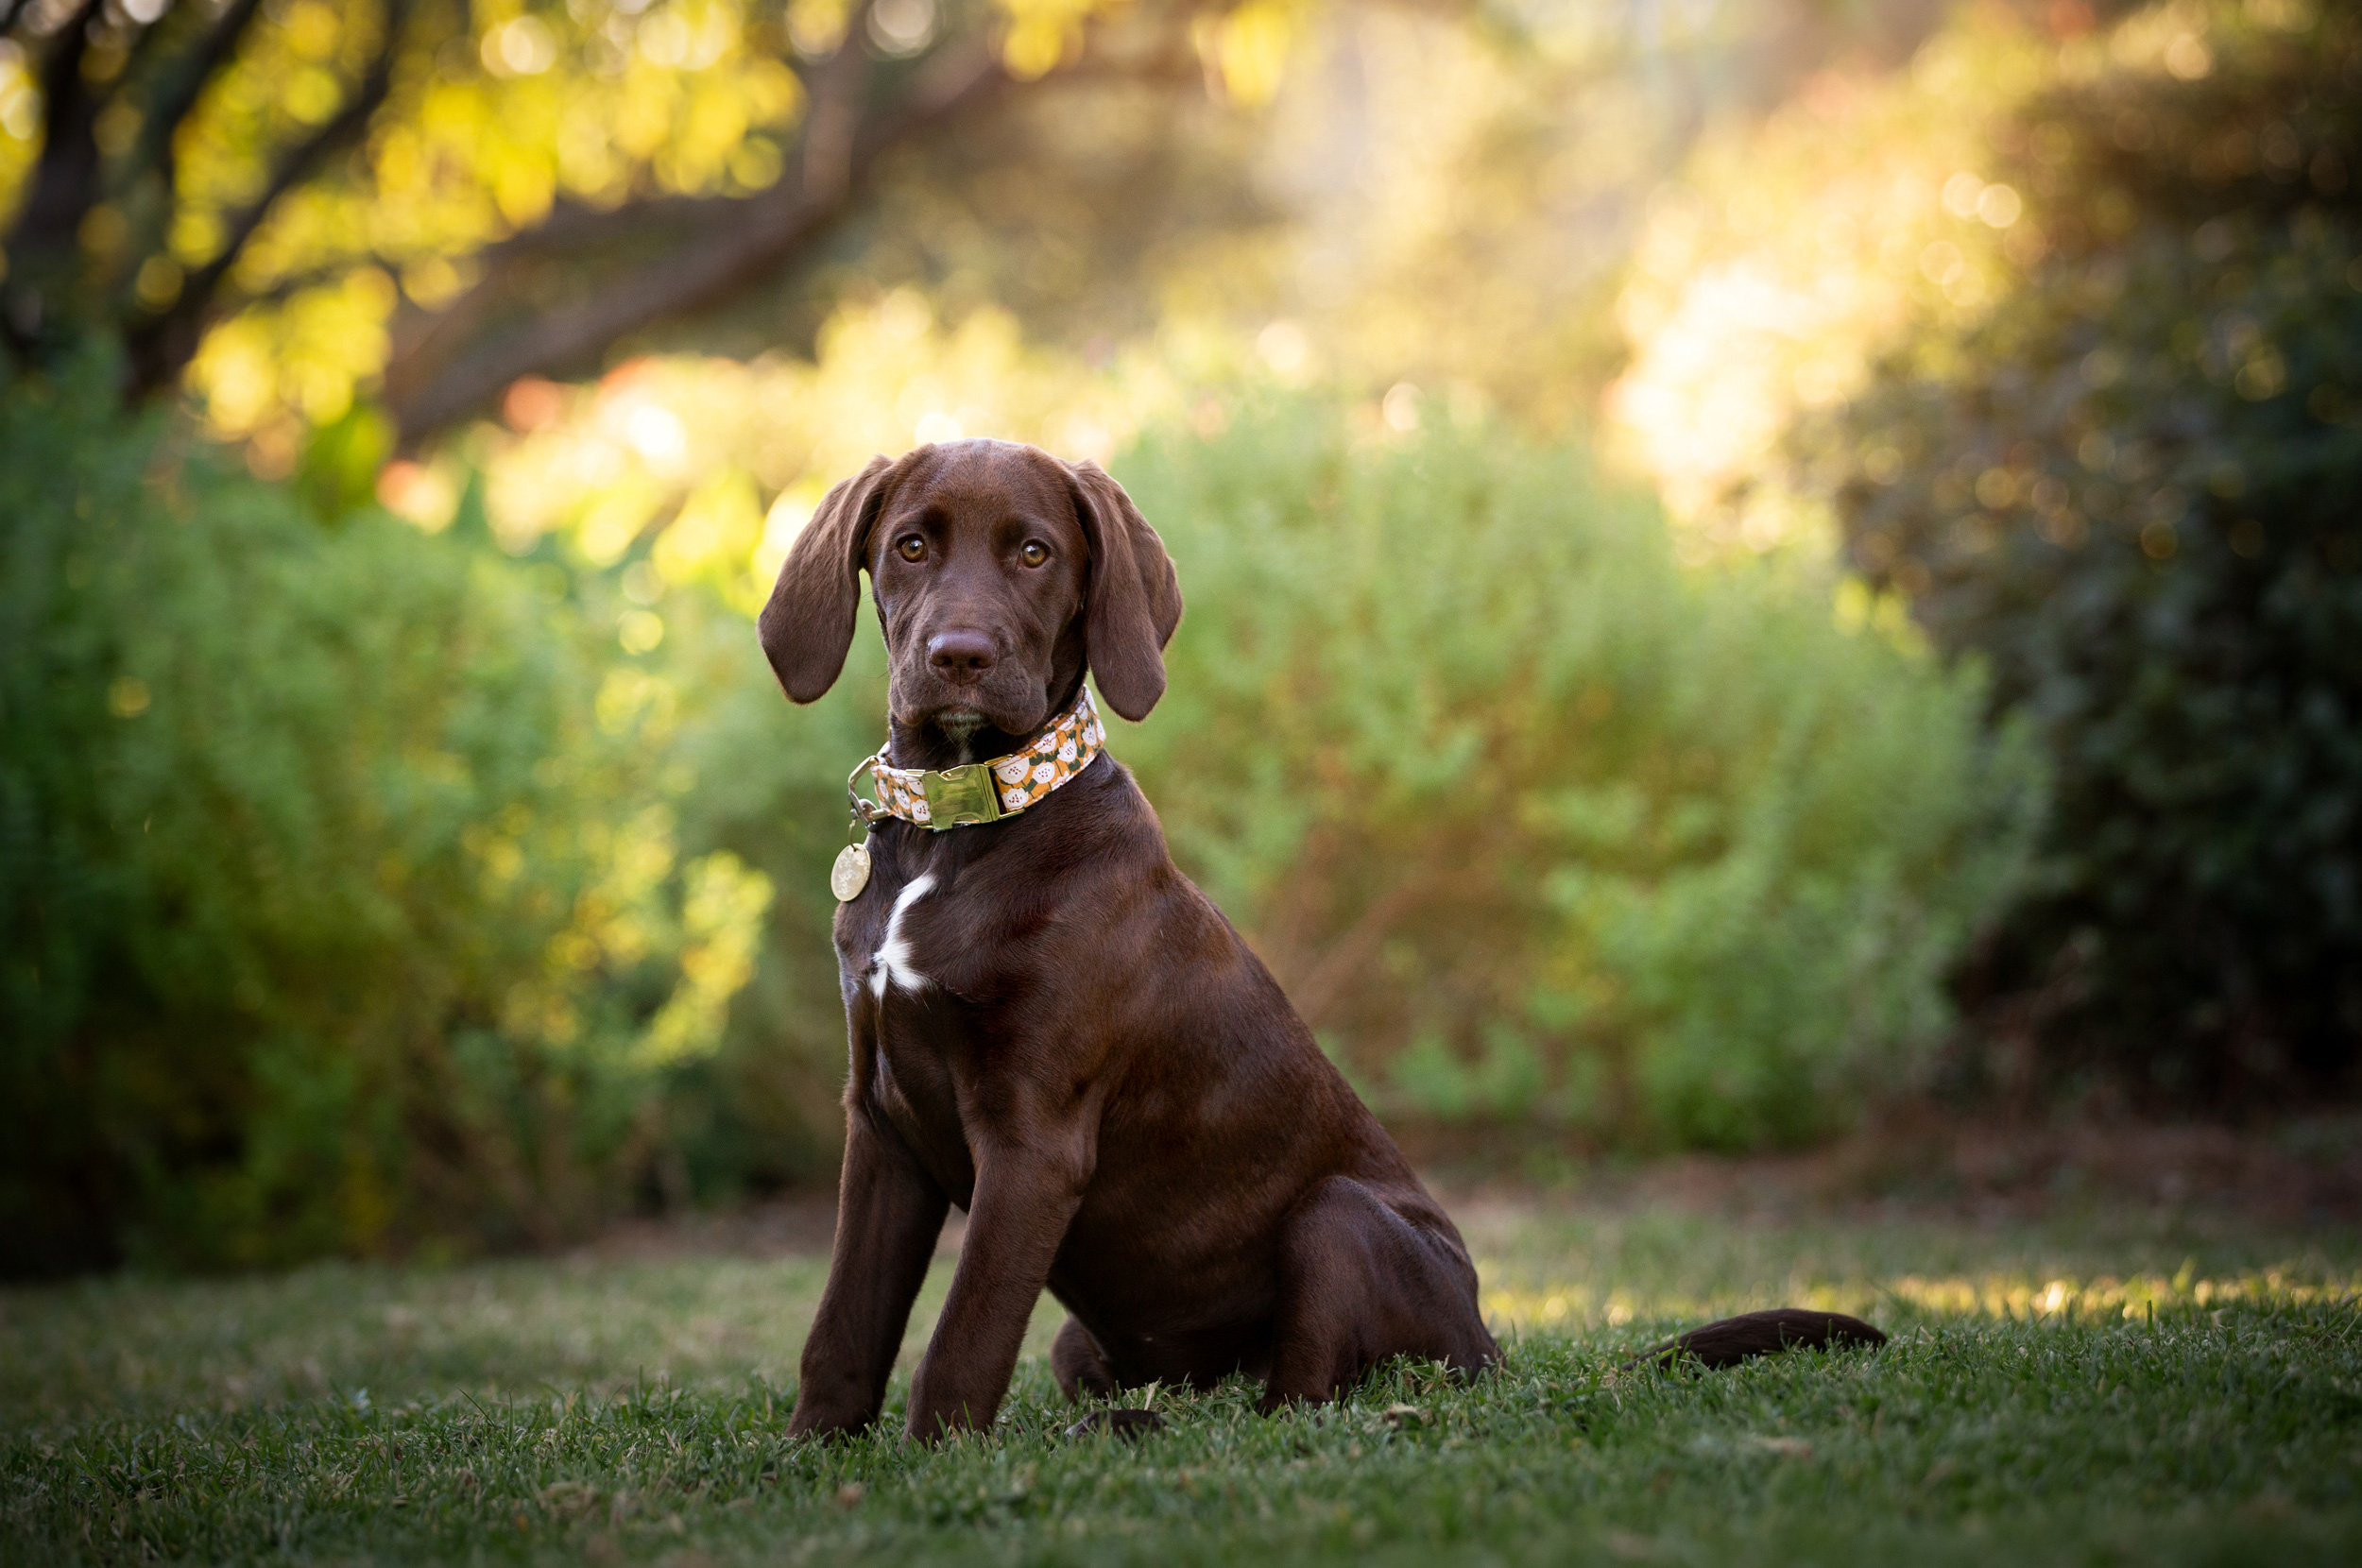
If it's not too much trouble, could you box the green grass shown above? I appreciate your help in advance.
[4,1197,2358,1565]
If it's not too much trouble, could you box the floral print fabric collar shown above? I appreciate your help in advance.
[856,687,1107,831]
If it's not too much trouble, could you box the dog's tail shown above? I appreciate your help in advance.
[1626,1308,1886,1371]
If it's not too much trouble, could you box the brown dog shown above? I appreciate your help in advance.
[759,439,1878,1441]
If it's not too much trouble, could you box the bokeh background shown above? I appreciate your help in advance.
[2,0,2354,1278]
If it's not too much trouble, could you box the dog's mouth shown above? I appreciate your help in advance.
[903,698,1047,750]
[890,673,1053,755]
[934,706,988,742]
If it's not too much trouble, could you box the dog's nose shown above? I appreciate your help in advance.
[927,630,998,684]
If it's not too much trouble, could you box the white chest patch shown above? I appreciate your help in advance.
[868,873,937,1000]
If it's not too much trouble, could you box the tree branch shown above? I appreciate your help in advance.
[124,0,412,399]
[0,0,106,355]
[798,27,871,205]
[472,191,731,265]
[382,26,1191,300]
[125,0,269,195]
[382,37,1008,443]
[5,0,107,254]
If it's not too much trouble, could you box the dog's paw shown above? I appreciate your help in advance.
[1061,1408,1166,1441]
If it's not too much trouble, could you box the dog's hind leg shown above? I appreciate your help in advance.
[1258,1177,1498,1414]
[1052,1315,1121,1402]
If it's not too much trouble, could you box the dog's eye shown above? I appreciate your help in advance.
[897,536,927,563]
[1020,540,1051,568]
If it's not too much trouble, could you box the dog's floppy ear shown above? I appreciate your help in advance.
[1065,460,1182,722]
[758,454,896,703]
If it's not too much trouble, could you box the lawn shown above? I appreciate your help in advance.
[4,1188,2358,1566]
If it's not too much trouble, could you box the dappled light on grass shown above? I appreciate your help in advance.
[1878,1268,2360,1321]
[1482,1269,2361,1337]
[5,1200,2358,1566]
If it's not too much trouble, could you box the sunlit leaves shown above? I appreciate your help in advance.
[169,2,394,260]
[189,267,398,448]
[0,37,34,143]
[996,0,1099,79]
[1247,0,1849,442]
[1,362,778,1266]
[210,0,803,431]
[640,848,774,1065]
[1607,10,2059,558]
[4,0,818,438]
[450,289,1166,605]
[1192,0,1294,106]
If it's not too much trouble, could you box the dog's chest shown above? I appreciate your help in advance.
[863,871,940,998]
[834,864,980,1193]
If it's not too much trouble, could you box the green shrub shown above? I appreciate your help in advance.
[0,359,772,1275]
[0,369,2048,1279]
[655,395,2043,1162]
[644,592,894,1205]
[1797,3,2362,1100]
[1102,398,2043,1148]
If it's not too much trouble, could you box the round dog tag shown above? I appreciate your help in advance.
[830,839,872,902]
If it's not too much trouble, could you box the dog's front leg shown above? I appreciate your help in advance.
[788,1107,950,1439]
[904,1127,1094,1440]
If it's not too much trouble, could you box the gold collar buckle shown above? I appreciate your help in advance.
[919,763,1006,828]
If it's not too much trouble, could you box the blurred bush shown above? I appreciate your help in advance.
[1109,398,2044,1149]
[1796,1,2362,1100]
[0,357,775,1277]
[0,366,2048,1276]
[605,388,2048,1166]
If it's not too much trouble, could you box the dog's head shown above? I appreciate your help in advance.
[757,440,1181,755]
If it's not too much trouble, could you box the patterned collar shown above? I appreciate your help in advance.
[851,688,1106,831]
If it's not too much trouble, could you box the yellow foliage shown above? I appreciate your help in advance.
[1605,9,2057,559]
[788,0,851,58]
[452,290,1180,608]
[32,0,818,435]
[594,667,678,739]
[656,468,764,587]
[1605,0,2318,565]
[188,268,397,435]
[0,43,39,206]
[640,851,775,1066]
[1194,0,1295,107]
[570,470,671,566]
[466,783,768,1071]
[996,0,1105,79]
